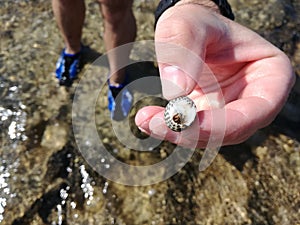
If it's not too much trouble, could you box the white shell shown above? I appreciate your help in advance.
[164,96,197,132]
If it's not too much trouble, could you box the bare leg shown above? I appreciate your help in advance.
[98,0,137,86]
[52,0,85,54]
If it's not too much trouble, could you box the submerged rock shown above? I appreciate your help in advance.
[41,122,68,151]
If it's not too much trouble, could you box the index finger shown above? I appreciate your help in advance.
[155,4,226,99]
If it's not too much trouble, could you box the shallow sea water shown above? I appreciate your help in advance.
[0,0,300,224]
[0,81,26,223]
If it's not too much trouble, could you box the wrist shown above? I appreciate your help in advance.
[154,0,234,28]
[175,0,220,14]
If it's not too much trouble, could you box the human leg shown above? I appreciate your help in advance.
[98,0,136,120]
[52,0,85,54]
[52,0,85,86]
[98,0,137,86]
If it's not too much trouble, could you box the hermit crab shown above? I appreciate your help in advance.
[164,96,197,132]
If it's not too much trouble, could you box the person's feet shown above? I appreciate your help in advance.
[55,49,133,120]
[108,82,133,121]
[55,49,83,87]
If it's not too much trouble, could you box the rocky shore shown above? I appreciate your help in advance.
[0,0,299,224]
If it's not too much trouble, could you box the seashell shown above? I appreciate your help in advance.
[164,96,197,132]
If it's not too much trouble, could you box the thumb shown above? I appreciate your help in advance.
[154,4,208,99]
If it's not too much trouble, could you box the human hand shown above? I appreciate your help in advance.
[135,2,295,148]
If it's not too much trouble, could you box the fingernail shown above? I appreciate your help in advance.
[161,66,186,99]
[149,116,168,137]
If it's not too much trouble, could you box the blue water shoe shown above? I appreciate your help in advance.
[55,49,82,86]
[108,82,133,121]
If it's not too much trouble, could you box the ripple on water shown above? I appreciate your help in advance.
[0,81,27,223]
[0,85,27,143]
[79,165,95,206]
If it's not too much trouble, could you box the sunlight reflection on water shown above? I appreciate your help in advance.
[79,165,95,206]
[0,83,27,223]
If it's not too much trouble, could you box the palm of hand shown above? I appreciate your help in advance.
[135,7,295,148]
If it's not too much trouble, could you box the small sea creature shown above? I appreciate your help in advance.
[164,96,197,132]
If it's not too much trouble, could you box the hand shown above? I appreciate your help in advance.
[135,3,295,148]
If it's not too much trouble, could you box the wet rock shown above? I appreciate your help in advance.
[163,152,251,225]
[41,122,68,151]
[245,134,300,224]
